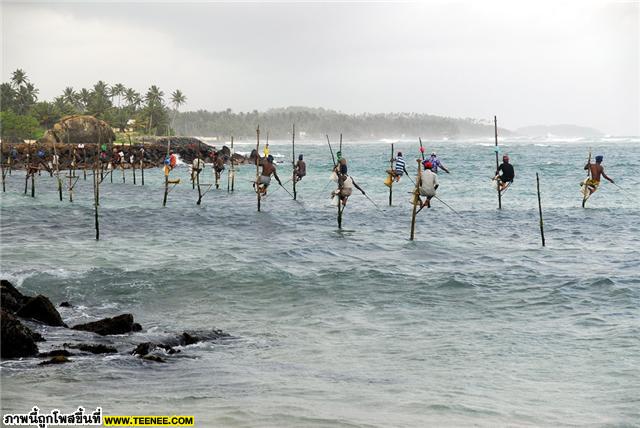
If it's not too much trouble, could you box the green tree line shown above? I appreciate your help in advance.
[1,69,186,141]
[1,69,499,143]
[174,106,498,139]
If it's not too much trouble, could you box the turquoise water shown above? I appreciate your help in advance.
[1,137,639,426]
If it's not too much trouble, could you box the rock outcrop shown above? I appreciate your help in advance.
[2,280,66,327]
[16,295,67,327]
[1,279,28,313]
[72,314,141,336]
[41,115,116,147]
[39,356,71,366]
[1,310,39,358]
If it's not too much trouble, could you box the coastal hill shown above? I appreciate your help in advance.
[174,106,512,140]
[515,124,604,138]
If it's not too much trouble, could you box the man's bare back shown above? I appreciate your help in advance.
[262,161,276,177]
[585,162,613,183]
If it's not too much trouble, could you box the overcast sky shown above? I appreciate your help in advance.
[2,1,638,135]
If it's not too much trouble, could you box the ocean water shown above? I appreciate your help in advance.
[1,137,639,427]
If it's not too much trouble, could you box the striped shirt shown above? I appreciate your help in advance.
[395,156,406,174]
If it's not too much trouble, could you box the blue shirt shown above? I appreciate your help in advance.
[429,156,443,173]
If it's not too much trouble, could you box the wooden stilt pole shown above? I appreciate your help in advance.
[83,146,87,180]
[8,146,12,176]
[292,124,297,200]
[195,142,202,205]
[191,154,196,189]
[1,139,5,193]
[227,136,234,192]
[68,152,74,203]
[24,153,29,195]
[389,143,394,206]
[30,144,35,198]
[582,148,592,208]
[196,157,203,205]
[7,145,12,176]
[256,126,261,212]
[140,147,145,186]
[71,148,76,178]
[338,134,343,228]
[52,141,62,201]
[132,152,136,185]
[537,172,545,247]
[410,138,427,240]
[68,130,77,203]
[162,138,171,207]
[94,129,100,240]
[409,161,421,241]
[494,115,502,210]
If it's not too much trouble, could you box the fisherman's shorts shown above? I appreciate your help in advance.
[259,175,271,186]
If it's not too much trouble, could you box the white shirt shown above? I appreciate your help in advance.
[420,169,439,192]
[342,176,354,190]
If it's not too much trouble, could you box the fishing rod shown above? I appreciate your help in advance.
[362,192,383,212]
[269,178,292,196]
[349,175,383,212]
[326,134,337,168]
[432,195,461,216]
[611,182,636,201]
[278,182,296,199]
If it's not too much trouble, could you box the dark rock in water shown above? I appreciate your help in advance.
[219,145,231,157]
[181,332,199,346]
[59,301,72,308]
[132,342,153,356]
[1,280,28,313]
[72,314,139,336]
[39,349,73,357]
[1,310,39,358]
[16,295,67,327]
[162,329,231,347]
[64,343,117,354]
[141,355,165,363]
[31,331,45,342]
[39,356,71,366]
[132,322,142,332]
[132,342,178,356]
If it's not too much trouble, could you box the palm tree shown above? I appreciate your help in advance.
[30,101,61,129]
[53,96,76,117]
[14,83,38,115]
[170,89,186,110]
[10,69,27,88]
[78,88,91,113]
[145,85,164,107]
[119,88,141,132]
[88,81,112,118]
[0,83,16,112]
[111,83,126,107]
[170,89,187,134]
[144,86,166,134]
[124,88,141,107]
[62,87,76,103]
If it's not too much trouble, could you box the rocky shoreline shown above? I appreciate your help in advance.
[1,114,256,172]
[1,279,231,365]
[1,138,254,172]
